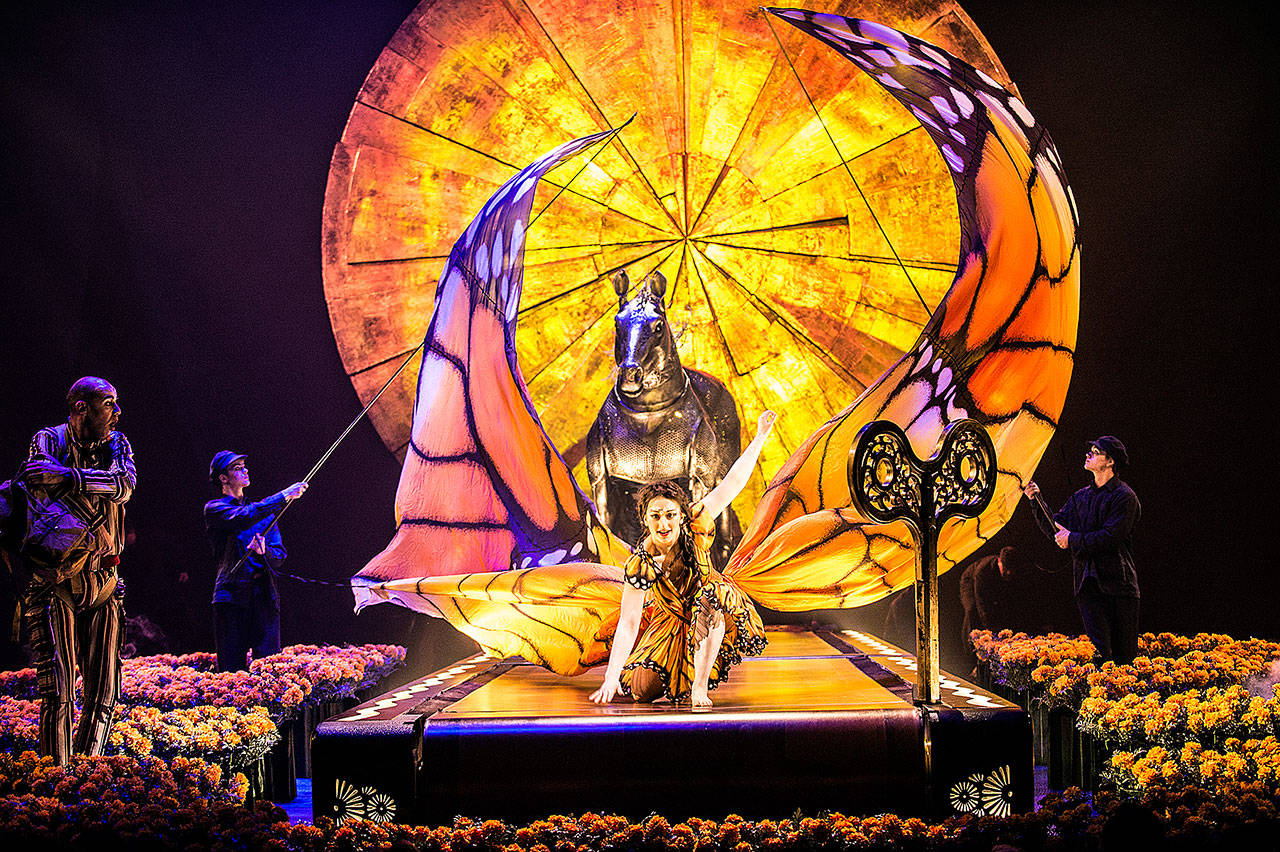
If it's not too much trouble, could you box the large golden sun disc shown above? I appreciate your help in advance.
[322,0,1014,515]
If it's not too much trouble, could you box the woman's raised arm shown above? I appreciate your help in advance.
[699,410,775,522]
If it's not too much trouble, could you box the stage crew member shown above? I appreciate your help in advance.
[205,451,306,671]
[17,376,135,764]
[1024,436,1141,663]
[959,545,1037,675]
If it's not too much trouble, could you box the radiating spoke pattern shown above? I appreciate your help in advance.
[322,0,1014,511]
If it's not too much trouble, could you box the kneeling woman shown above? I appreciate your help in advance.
[590,412,774,707]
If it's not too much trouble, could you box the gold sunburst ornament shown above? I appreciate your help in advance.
[947,765,1015,816]
[980,764,1015,817]
[333,778,399,823]
[322,0,1016,515]
[333,778,367,821]
[948,771,983,814]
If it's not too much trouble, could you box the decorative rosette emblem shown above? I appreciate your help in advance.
[367,790,397,822]
[948,765,1015,816]
[334,778,398,823]
[948,772,983,814]
[849,418,996,534]
[979,764,1015,817]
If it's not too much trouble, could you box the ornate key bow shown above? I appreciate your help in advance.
[849,419,997,703]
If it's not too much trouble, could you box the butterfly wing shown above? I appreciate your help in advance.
[727,12,1079,608]
[353,127,631,615]
[360,563,625,675]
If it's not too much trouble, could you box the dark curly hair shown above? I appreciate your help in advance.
[636,479,698,578]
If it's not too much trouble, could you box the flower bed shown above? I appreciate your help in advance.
[973,629,1280,800]
[1,697,278,769]
[970,629,1096,694]
[973,630,1280,717]
[0,668,37,701]
[110,642,406,721]
[0,643,405,795]
[128,651,219,671]
[1109,737,1280,792]
[249,643,405,707]
[0,787,1277,849]
[1,644,406,721]
[1080,684,1280,750]
[0,750,247,804]
[0,698,37,753]
[0,751,267,847]
[119,659,308,719]
[108,705,279,766]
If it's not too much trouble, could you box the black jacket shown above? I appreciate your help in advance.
[204,492,286,608]
[1032,478,1141,598]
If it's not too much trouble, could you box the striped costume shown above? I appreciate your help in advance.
[620,503,766,701]
[19,423,135,764]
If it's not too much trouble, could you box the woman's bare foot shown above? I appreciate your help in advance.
[690,688,712,708]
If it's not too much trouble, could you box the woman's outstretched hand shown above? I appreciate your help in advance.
[590,675,622,704]
[757,410,776,437]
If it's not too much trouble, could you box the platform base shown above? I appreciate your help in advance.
[312,626,1030,824]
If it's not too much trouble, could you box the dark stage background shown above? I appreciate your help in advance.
[2,2,1275,682]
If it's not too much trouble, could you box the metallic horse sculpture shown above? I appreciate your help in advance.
[586,270,742,569]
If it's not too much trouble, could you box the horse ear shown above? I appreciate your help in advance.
[612,270,630,297]
[612,270,630,308]
[647,271,667,300]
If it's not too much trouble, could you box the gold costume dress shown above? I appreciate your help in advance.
[620,503,766,701]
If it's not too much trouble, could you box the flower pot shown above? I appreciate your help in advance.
[1047,707,1074,790]
[242,755,267,803]
[263,718,297,802]
[1047,708,1106,791]
[294,705,314,778]
[1030,702,1049,766]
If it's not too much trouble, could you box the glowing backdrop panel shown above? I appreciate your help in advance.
[349,11,1079,669]
[322,1,1019,518]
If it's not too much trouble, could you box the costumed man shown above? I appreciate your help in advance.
[1024,436,1141,663]
[204,451,306,672]
[17,376,135,764]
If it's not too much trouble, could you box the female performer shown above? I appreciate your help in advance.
[590,411,774,706]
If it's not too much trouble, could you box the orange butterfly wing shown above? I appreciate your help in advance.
[353,128,630,616]
[727,13,1080,608]
[365,563,625,675]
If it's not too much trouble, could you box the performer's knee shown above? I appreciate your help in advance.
[629,668,664,703]
[39,695,75,737]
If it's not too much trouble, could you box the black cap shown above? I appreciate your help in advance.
[209,450,247,481]
[1087,436,1128,469]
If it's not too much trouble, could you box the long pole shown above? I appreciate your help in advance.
[915,483,941,705]
[230,121,629,578]
[227,346,422,576]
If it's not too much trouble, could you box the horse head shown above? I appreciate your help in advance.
[612,270,682,410]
